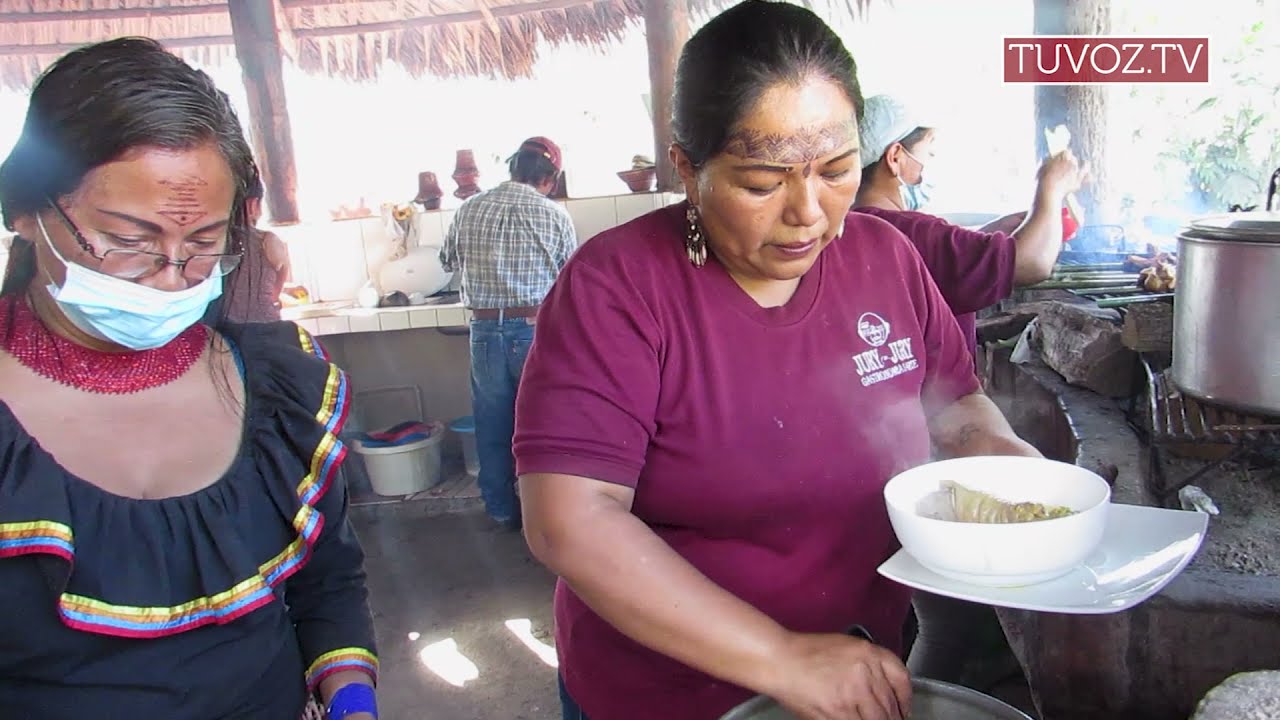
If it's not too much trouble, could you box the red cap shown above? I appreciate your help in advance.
[517,136,562,172]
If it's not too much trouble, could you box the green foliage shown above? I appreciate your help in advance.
[1151,19,1280,210]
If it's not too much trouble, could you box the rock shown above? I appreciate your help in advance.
[1036,302,1135,397]
[1191,671,1280,719]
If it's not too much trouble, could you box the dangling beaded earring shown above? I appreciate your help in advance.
[685,205,707,267]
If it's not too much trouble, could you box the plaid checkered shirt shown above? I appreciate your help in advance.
[439,181,578,309]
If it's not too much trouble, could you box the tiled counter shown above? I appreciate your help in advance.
[283,301,471,337]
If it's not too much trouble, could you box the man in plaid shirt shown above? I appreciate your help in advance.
[440,136,577,530]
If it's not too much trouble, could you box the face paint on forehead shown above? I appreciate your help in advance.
[722,119,857,165]
[156,175,210,227]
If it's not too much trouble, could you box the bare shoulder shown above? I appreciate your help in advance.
[259,230,290,267]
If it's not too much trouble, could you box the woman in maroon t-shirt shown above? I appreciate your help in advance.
[514,4,1048,720]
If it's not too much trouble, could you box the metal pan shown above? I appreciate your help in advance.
[719,677,1034,720]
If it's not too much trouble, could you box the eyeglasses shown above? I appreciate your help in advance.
[48,202,243,282]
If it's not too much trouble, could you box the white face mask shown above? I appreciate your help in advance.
[36,214,223,350]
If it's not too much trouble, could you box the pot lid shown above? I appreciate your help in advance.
[1182,212,1280,243]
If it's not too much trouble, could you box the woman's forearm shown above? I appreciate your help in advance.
[522,473,790,696]
[1010,191,1066,286]
[928,391,1041,459]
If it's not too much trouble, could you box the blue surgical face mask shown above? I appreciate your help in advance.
[896,148,932,212]
[35,214,222,350]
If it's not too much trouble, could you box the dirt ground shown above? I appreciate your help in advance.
[1162,451,1280,576]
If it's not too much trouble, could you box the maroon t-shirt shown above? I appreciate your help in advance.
[514,204,980,720]
[854,207,1017,357]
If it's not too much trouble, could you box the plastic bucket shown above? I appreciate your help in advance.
[351,421,444,496]
[449,416,480,477]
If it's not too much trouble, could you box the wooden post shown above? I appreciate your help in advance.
[227,0,300,224]
[1033,0,1112,224]
[644,0,690,193]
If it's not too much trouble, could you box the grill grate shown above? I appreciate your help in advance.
[1133,358,1280,500]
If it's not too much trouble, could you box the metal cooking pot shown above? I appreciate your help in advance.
[1172,211,1280,416]
[719,677,1034,720]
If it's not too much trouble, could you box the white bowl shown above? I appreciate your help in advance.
[884,456,1112,587]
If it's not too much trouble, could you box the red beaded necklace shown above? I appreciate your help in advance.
[0,294,209,394]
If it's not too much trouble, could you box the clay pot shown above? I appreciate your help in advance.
[452,149,481,200]
[617,167,656,193]
[414,171,443,210]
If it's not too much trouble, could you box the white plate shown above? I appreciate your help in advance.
[877,503,1209,614]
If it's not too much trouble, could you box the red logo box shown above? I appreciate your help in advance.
[1003,36,1210,84]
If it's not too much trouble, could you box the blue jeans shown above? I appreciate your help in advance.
[559,674,588,720]
[469,317,535,523]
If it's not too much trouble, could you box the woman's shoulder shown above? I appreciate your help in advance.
[219,320,347,420]
[836,210,929,266]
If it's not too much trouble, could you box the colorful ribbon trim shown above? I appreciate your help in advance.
[1,325,349,639]
[306,647,380,690]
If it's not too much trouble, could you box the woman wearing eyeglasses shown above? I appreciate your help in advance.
[0,38,378,720]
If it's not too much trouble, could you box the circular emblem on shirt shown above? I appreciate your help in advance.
[857,312,891,347]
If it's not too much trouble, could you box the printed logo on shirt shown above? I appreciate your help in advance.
[852,312,919,387]
[857,312,891,347]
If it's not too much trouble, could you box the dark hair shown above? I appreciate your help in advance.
[508,147,559,186]
[246,164,265,201]
[0,37,257,300]
[671,0,863,167]
[860,126,933,185]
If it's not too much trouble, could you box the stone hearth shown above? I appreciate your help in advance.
[976,346,1280,720]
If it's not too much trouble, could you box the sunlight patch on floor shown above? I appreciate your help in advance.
[505,618,559,668]
[419,638,481,687]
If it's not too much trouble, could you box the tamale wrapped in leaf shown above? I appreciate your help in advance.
[944,479,1075,524]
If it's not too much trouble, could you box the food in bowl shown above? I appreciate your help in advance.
[920,479,1077,524]
[884,456,1111,587]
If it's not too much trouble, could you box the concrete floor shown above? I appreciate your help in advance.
[352,495,1039,719]
[352,501,560,720]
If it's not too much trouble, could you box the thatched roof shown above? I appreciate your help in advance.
[0,0,686,91]
[0,0,883,92]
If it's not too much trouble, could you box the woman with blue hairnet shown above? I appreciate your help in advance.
[853,94,1087,358]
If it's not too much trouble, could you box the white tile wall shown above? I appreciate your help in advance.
[566,197,621,245]
[278,191,671,303]
[415,211,446,249]
[615,192,662,226]
[305,220,369,302]
[358,216,398,294]
[272,224,314,294]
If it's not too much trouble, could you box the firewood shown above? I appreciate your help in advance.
[1121,302,1173,352]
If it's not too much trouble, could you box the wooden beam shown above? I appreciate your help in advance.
[644,0,689,193]
[0,36,233,57]
[0,4,227,23]
[291,0,602,37]
[228,0,300,224]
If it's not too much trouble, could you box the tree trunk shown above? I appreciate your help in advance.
[228,0,300,224]
[1033,0,1113,223]
[644,0,690,193]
